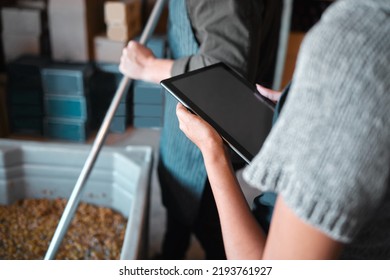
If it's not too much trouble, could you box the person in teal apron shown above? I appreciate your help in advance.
[119,0,282,259]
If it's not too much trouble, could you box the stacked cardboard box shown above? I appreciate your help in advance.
[6,55,49,135]
[0,0,17,71]
[94,0,141,64]
[16,0,47,10]
[41,63,93,141]
[132,36,166,128]
[90,63,131,133]
[105,0,141,42]
[48,0,105,62]
[1,6,48,62]
[94,34,126,64]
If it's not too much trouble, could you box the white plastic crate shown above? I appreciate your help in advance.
[0,139,153,259]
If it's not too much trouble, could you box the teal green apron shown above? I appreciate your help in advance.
[159,0,207,225]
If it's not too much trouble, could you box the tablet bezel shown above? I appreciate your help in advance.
[160,62,275,164]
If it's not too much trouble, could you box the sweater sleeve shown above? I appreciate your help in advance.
[243,0,390,243]
[171,0,264,82]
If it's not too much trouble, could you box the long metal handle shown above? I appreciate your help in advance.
[44,0,167,260]
[272,0,293,91]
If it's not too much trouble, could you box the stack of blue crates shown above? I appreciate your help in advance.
[6,55,49,135]
[41,63,93,142]
[132,36,166,128]
[90,63,131,133]
[133,80,164,128]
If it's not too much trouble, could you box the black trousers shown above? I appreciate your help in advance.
[157,156,277,259]
[157,158,229,260]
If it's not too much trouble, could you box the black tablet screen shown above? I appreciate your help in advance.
[161,63,274,163]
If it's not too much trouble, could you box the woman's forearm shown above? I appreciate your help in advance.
[176,103,266,259]
[202,148,267,259]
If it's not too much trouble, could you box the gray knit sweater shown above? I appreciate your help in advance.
[243,0,390,259]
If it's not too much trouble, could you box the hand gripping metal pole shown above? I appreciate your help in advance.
[44,0,167,260]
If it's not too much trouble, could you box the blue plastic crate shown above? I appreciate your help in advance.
[7,88,43,105]
[91,63,129,101]
[44,95,89,120]
[133,104,163,118]
[44,117,89,142]
[133,117,162,128]
[10,116,43,135]
[9,104,43,117]
[109,102,128,117]
[92,72,123,94]
[41,63,93,95]
[6,55,49,90]
[110,116,128,133]
[92,92,129,114]
[133,80,163,104]
[92,103,130,128]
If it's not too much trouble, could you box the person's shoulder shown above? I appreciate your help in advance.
[314,0,390,43]
[298,0,389,67]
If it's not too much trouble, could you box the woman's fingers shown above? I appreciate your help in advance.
[256,84,282,103]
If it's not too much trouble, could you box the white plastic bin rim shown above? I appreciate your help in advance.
[0,139,153,260]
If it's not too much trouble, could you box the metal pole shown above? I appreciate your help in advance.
[44,0,167,260]
[272,0,293,91]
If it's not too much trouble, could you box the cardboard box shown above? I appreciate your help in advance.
[104,0,141,25]
[17,0,47,10]
[94,35,126,64]
[48,12,90,62]
[48,0,102,14]
[0,1,22,70]
[1,7,45,61]
[1,7,43,35]
[2,33,40,62]
[48,0,105,62]
[107,22,140,42]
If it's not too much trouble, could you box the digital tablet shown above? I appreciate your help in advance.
[160,62,275,164]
